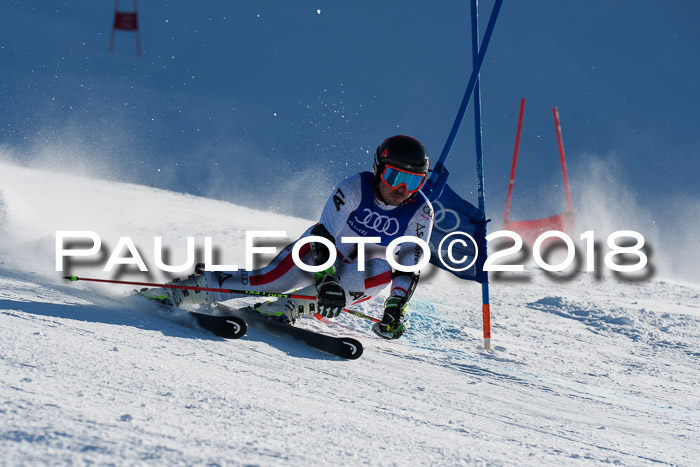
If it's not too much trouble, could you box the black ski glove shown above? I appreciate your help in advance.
[371,295,407,339]
[315,268,346,318]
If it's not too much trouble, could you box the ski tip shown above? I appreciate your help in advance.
[341,338,364,360]
[64,275,79,282]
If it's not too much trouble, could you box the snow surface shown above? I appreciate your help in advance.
[1,160,699,465]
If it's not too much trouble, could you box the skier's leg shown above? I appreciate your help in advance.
[256,257,395,324]
[335,258,393,306]
[159,227,316,307]
[204,239,315,302]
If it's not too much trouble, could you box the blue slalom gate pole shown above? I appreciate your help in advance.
[424,0,503,195]
[471,0,492,350]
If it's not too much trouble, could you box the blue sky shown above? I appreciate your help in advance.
[1,1,698,225]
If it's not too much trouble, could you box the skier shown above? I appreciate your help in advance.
[158,135,433,340]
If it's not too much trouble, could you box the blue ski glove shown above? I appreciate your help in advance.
[371,295,407,339]
[314,268,346,318]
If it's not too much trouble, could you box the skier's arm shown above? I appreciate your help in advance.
[311,173,362,263]
[317,174,362,238]
[373,200,433,339]
[391,201,433,299]
[311,175,362,317]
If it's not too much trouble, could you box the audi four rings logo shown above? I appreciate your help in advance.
[354,209,400,236]
[432,200,460,232]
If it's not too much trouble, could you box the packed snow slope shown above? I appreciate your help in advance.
[1,160,699,465]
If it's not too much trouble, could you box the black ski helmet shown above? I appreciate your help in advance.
[373,135,429,190]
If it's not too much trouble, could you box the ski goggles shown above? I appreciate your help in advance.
[381,165,426,193]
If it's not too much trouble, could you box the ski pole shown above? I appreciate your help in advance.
[342,308,381,323]
[64,275,381,322]
[63,275,316,300]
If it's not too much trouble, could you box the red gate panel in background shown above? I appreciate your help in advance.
[503,98,576,244]
[109,0,141,57]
